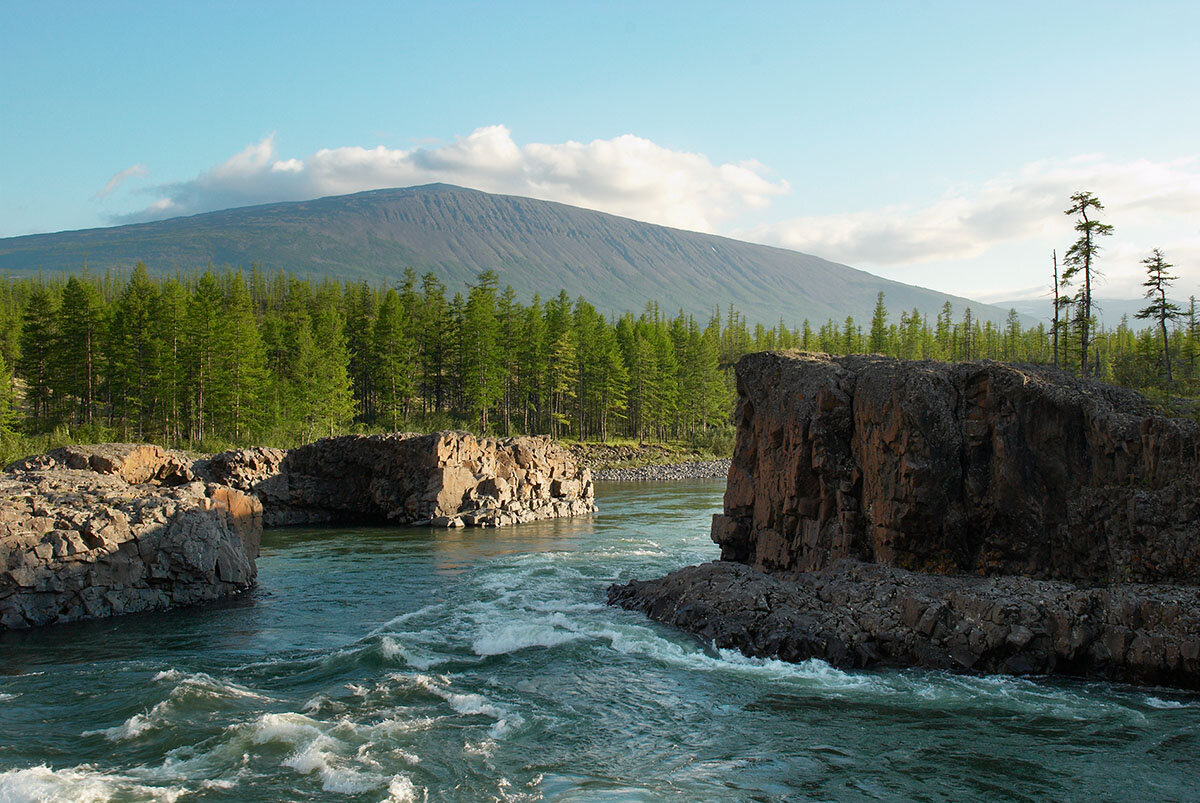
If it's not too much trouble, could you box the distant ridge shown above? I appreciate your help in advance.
[0,183,1014,325]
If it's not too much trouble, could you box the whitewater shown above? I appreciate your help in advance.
[1,480,1197,801]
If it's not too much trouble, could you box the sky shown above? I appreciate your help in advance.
[3,0,1200,309]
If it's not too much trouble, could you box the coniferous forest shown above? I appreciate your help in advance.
[0,256,1197,462]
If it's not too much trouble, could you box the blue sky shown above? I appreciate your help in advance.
[4,1,1200,304]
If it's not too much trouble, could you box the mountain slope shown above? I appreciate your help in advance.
[0,184,1013,325]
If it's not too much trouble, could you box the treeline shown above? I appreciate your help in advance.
[0,264,1197,454]
[0,266,733,448]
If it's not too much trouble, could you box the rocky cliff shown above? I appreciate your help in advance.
[611,352,1200,687]
[0,444,261,629]
[713,352,1200,585]
[2,432,594,629]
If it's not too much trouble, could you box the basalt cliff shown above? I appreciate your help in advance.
[2,432,593,629]
[610,352,1200,688]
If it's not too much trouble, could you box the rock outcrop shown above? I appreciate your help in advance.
[1,444,261,629]
[611,352,1200,687]
[2,432,594,630]
[713,352,1200,585]
[611,560,1200,689]
[206,432,595,528]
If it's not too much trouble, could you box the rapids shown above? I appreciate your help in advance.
[1,480,1197,801]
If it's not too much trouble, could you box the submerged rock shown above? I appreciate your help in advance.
[611,352,1200,687]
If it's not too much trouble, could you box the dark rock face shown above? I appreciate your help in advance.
[208,432,595,528]
[715,352,1200,585]
[1,445,261,629]
[612,352,1200,687]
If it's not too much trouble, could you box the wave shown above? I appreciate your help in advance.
[471,622,581,656]
[0,764,187,803]
[82,670,271,742]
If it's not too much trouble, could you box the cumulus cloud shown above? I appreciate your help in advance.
[119,126,789,232]
[94,164,148,199]
[750,155,1200,268]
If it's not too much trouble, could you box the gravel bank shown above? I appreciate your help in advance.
[591,459,730,482]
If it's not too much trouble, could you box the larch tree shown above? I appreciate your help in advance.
[55,276,102,425]
[17,288,58,428]
[1134,248,1181,384]
[868,292,889,354]
[373,288,415,431]
[1061,191,1113,376]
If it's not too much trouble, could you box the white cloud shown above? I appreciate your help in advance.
[745,154,1200,301]
[749,155,1200,267]
[121,126,789,232]
[94,163,148,199]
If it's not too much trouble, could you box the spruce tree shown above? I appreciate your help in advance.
[868,292,889,354]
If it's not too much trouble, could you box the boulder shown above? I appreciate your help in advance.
[609,560,1200,689]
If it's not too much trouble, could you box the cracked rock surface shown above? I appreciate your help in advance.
[1,444,261,629]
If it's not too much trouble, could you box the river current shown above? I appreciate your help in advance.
[1,480,1197,801]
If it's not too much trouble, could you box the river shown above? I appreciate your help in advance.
[1,480,1197,801]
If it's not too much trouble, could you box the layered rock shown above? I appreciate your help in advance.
[612,352,1200,687]
[1,444,261,629]
[206,432,595,527]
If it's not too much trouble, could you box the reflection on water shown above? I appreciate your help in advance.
[0,479,1197,801]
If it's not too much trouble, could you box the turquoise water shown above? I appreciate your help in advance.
[1,480,1198,802]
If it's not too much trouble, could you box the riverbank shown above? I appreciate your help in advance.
[565,441,731,481]
[591,459,730,481]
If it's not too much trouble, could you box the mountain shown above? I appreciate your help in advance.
[0,183,1015,325]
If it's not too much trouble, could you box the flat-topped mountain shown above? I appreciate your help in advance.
[0,183,1010,325]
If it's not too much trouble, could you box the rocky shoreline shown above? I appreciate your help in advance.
[609,351,1200,688]
[591,459,731,482]
[1,432,593,629]
[610,559,1200,689]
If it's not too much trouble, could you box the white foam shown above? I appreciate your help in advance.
[471,623,580,656]
[281,742,383,794]
[380,637,441,670]
[0,764,187,803]
[0,693,16,702]
[383,774,424,802]
[1144,696,1193,709]
[409,675,524,737]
